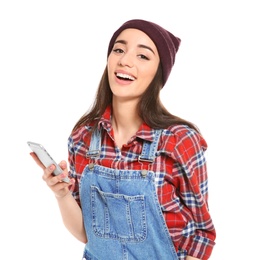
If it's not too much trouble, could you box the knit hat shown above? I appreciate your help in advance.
[107,19,181,87]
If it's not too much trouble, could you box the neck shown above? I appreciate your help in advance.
[111,98,142,147]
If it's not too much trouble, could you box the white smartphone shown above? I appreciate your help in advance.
[27,141,70,183]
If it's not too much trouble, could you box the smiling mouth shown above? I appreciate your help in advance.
[115,73,135,81]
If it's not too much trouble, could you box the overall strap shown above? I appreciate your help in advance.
[86,127,101,159]
[139,129,162,163]
[86,127,162,162]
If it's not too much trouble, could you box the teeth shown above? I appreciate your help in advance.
[116,73,135,80]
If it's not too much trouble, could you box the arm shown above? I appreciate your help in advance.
[55,188,87,243]
[169,126,216,259]
[30,152,87,244]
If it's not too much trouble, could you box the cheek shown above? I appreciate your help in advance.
[107,63,116,89]
[107,56,116,76]
[142,67,157,84]
[107,59,113,74]
[141,60,159,78]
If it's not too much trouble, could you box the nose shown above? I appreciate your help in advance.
[118,52,134,67]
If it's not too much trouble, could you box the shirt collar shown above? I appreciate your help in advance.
[98,105,155,142]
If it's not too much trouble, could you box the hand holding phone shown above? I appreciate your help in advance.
[27,141,70,183]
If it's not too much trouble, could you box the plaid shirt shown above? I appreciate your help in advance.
[68,106,216,260]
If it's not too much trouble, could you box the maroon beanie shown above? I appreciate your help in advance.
[107,19,181,87]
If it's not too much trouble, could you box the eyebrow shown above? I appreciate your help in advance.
[114,40,155,55]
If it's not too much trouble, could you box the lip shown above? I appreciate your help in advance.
[115,70,136,79]
[115,75,133,85]
[114,70,136,85]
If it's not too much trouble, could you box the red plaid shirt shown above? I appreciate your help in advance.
[68,106,216,259]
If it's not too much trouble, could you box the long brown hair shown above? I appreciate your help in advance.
[72,64,199,133]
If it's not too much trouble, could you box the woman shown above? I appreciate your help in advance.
[31,19,216,260]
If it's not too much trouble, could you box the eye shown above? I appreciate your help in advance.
[138,54,149,60]
[112,48,124,54]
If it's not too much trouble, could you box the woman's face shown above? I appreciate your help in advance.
[107,28,160,102]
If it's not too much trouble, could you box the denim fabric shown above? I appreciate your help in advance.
[80,129,178,260]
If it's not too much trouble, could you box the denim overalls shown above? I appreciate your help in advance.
[80,128,178,260]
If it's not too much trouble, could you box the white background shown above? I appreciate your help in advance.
[0,1,254,259]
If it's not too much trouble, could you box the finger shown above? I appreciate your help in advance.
[44,167,69,185]
[48,174,74,189]
[59,160,67,171]
[51,180,74,198]
[42,164,56,182]
[52,177,74,189]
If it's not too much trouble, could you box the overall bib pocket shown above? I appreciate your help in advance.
[91,185,147,243]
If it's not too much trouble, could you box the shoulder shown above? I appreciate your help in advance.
[68,125,93,155]
[160,124,207,159]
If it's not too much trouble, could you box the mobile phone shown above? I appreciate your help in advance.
[27,141,70,183]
